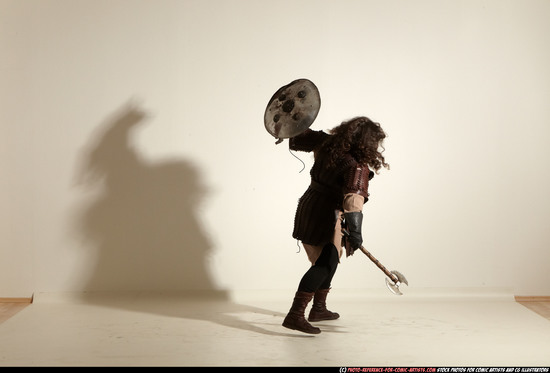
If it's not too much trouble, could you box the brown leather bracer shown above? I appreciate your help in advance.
[342,164,372,201]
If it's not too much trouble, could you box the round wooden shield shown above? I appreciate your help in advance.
[264,79,321,139]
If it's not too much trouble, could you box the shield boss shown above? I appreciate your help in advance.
[264,79,321,139]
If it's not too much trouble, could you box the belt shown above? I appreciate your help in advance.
[309,180,341,197]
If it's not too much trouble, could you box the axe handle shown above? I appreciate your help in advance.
[358,246,399,284]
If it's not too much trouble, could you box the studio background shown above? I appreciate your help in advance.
[2,0,549,299]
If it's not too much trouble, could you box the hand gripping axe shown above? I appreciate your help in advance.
[343,230,408,295]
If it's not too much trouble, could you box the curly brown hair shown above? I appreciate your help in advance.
[318,116,389,172]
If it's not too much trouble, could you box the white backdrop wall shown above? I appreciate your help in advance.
[1,0,549,298]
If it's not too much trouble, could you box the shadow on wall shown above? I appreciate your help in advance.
[73,104,295,337]
[74,104,219,294]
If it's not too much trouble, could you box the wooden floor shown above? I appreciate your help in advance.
[0,300,32,324]
[515,296,550,321]
[1,297,549,325]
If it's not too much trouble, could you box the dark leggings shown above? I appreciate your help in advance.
[297,243,339,293]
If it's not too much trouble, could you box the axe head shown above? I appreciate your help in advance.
[385,270,408,296]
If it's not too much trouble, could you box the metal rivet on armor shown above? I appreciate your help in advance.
[273,114,280,123]
[297,90,306,98]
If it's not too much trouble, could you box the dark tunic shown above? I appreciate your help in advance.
[289,129,372,246]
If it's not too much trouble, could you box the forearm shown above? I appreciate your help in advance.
[343,193,364,213]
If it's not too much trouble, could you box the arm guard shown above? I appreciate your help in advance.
[344,211,363,251]
[342,164,373,201]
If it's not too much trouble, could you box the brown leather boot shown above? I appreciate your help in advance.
[308,288,340,322]
[282,291,321,334]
